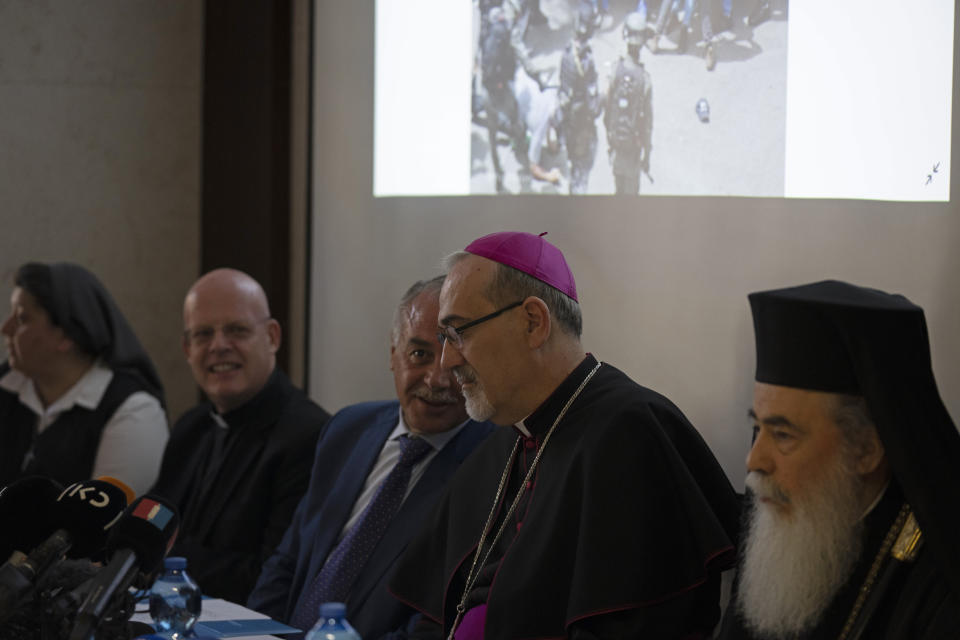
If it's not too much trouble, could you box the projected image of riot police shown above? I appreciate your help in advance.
[558,2,602,194]
[604,12,653,195]
[478,6,533,194]
[465,0,789,196]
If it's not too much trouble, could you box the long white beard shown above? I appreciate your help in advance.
[454,365,496,422]
[737,462,865,637]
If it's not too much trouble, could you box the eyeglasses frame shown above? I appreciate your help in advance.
[437,300,524,348]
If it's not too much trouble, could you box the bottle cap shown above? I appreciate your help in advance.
[318,602,347,618]
[163,556,187,570]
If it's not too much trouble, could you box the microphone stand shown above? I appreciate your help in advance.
[69,553,138,640]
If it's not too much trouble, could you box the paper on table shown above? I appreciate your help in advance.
[130,597,289,639]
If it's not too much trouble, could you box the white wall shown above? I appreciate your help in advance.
[309,2,960,485]
[0,1,203,421]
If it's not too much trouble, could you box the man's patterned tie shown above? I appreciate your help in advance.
[289,434,433,631]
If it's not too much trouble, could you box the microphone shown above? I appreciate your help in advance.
[56,477,134,559]
[0,477,130,622]
[69,494,180,640]
[0,476,64,562]
[93,476,136,506]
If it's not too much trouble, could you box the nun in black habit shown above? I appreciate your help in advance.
[720,280,960,639]
[0,262,168,494]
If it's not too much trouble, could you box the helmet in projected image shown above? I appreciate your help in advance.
[623,12,650,47]
[696,97,710,123]
[575,3,595,41]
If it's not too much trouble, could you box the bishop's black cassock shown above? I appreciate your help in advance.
[390,354,741,638]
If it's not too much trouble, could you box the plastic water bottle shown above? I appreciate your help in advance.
[148,556,202,639]
[305,602,361,640]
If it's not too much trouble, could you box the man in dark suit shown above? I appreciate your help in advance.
[247,276,494,639]
[151,268,330,604]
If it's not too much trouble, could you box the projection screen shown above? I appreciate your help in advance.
[375,1,951,201]
[310,0,958,483]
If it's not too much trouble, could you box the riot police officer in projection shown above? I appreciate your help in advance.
[558,2,602,195]
[479,5,532,194]
[604,12,653,195]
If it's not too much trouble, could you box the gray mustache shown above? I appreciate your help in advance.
[413,386,460,404]
[746,471,791,504]
[453,366,477,386]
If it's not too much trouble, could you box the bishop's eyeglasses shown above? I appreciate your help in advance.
[437,300,523,349]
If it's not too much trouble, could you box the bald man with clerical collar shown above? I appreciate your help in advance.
[389,231,740,639]
[719,280,960,639]
[151,269,331,604]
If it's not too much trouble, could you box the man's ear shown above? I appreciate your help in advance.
[266,319,282,354]
[855,428,886,476]
[521,297,551,349]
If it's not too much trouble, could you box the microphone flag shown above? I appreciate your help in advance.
[132,498,175,530]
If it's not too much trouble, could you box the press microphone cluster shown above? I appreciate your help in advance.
[0,476,132,623]
[0,475,182,640]
[68,494,180,640]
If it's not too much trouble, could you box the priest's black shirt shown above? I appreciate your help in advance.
[151,368,329,604]
[389,355,740,638]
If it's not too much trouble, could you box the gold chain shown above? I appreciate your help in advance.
[446,361,602,639]
[837,503,911,640]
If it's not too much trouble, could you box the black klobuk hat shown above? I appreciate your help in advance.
[749,280,960,596]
